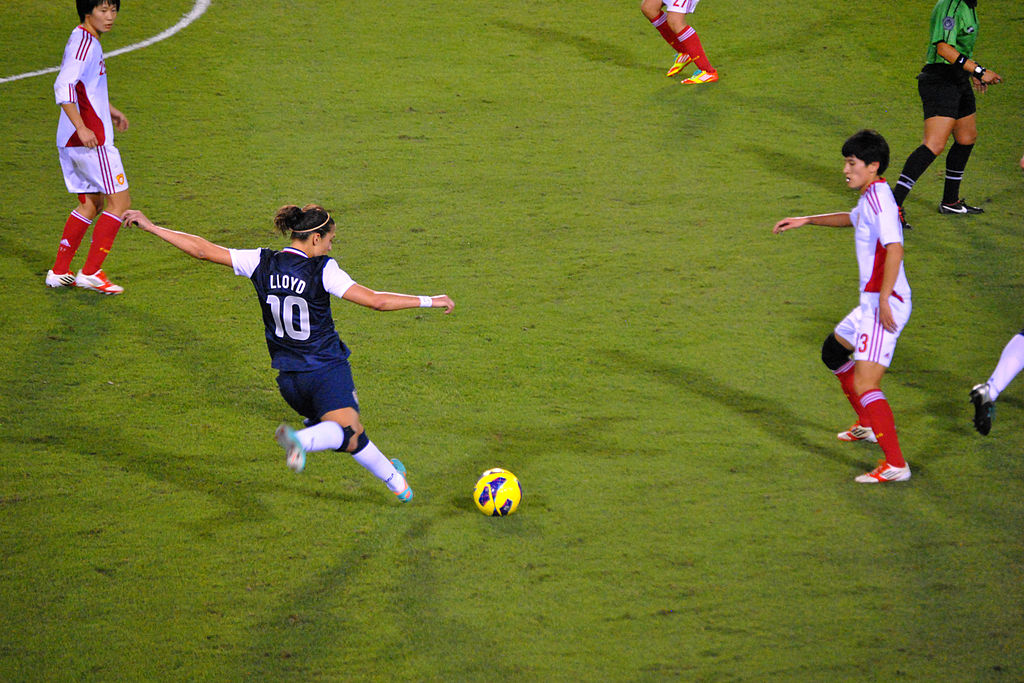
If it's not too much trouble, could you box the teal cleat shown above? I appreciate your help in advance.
[390,459,413,502]
[275,423,306,473]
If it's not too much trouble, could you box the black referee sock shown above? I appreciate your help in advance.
[893,145,937,206]
[943,142,974,204]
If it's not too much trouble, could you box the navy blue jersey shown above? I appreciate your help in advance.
[247,248,351,371]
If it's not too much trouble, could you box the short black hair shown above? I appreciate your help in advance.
[841,129,889,175]
[78,0,120,22]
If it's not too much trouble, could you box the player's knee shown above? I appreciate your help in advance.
[338,425,368,453]
[352,431,369,453]
[639,0,660,19]
[955,131,977,146]
[922,138,946,156]
[666,15,688,31]
[107,191,131,216]
[852,376,879,397]
[79,193,103,216]
[821,333,851,371]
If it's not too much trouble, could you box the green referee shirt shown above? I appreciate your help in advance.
[926,0,979,63]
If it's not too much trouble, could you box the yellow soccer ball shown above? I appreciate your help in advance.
[473,468,522,516]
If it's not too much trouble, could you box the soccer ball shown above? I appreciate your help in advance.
[473,468,522,516]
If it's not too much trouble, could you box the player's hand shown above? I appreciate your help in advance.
[77,126,99,148]
[879,299,897,333]
[110,106,129,131]
[430,295,455,314]
[971,78,988,93]
[122,209,152,230]
[772,217,808,234]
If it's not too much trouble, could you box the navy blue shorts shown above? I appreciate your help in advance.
[276,361,359,421]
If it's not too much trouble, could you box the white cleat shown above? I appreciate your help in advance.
[45,270,77,288]
[855,460,911,483]
[837,423,877,443]
[75,269,123,295]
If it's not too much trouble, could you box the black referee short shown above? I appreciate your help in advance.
[917,63,976,120]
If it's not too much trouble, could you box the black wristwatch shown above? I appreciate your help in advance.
[973,64,986,79]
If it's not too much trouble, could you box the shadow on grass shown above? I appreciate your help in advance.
[0,273,382,533]
[0,222,57,278]
[490,18,648,71]
[605,349,877,473]
[740,141,842,199]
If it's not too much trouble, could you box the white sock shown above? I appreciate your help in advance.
[351,440,407,493]
[988,333,1024,400]
[297,421,344,452]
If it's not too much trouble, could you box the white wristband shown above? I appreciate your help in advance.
[418,295,433,308]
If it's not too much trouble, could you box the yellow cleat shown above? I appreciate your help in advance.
[681,68,719,85]
[666,52,694,77]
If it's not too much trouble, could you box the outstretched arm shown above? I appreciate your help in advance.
[123,210,233,267]
[772,212,852,234]
[342,283,454,314]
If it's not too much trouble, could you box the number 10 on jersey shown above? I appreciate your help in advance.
[266,294,311,340]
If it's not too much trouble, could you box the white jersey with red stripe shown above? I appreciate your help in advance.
[54,26,112,148]
[849,179,910,300]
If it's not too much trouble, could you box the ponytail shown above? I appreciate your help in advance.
[273,204,334,240]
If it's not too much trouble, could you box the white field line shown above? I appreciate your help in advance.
[0,0,212,85]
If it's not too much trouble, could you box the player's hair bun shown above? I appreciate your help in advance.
[273,204,333,237]
[273,205,304,235]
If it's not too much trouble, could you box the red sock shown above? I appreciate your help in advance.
[53,210,93,274]
[82,211,122,275]
[835,362,870,427]
[676,26,712,71]
[650,12,678,48]
[859,390,906,468]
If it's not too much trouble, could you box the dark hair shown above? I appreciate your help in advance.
[78,0,120,22]
[841,129,889,175]
[273,204,335,240]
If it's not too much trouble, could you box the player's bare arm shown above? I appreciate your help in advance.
[123,210,233,267]
[60,102,99,148]
[772,212,853,234]
[877,242,904,333]
[342,284,455,314]
[109,105,129,132]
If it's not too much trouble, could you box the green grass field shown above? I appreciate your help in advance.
[2,0,1023,679]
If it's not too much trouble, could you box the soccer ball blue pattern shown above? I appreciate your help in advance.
[473,468,522,516]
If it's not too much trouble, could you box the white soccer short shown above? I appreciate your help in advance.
[58,145,129,195]
[664,0,699,13]
[834,292,912,368]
